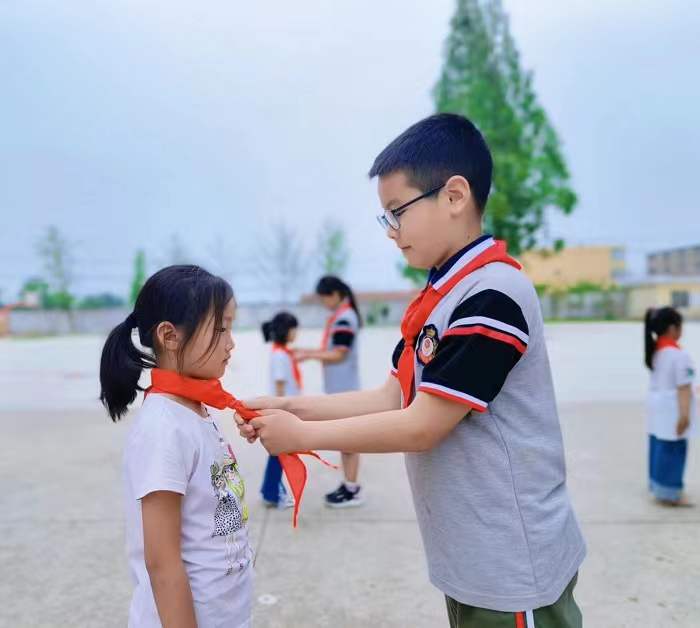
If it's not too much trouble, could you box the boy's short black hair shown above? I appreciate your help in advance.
[368,113,493,212]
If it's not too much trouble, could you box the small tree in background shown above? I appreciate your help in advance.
[256,221,308,303]
[162,233,192,266]
[317,219,350,277]
[37,226,75,311]
[129,250,146,306]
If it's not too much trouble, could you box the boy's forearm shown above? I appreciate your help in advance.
[287,383,400,421]
[298,393,467,453]
[307,348,346,363]
[302,407,429,453]
[148,562,197,628]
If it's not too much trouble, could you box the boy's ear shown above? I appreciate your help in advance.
[444,175,472,211]
[155,321,180,353]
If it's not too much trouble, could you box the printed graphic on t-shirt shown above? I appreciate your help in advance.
[210,456,248,575]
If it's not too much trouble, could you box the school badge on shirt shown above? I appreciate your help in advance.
[417,324,439,366]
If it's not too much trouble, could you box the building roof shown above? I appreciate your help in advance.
[619,274,700,287]
[301,289,418,304]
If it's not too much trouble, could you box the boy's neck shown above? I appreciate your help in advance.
[435,229,484,270]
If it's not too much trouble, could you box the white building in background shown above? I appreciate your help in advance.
[647,244,700,277]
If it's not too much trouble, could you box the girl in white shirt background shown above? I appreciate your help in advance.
[260,312,301,509]
[645,306,697,506]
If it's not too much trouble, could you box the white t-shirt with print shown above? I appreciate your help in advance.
[123,394,253,628]
[270,349,301,397]
[648,346,697,440]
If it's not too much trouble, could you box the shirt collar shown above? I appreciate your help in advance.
[428,234,495,288]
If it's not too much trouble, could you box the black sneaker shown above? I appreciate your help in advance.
[324,483,365,508]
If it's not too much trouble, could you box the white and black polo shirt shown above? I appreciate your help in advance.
[323,306,360,394]
[390,235,586,612]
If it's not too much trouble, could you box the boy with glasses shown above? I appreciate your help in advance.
[240,113,585,627]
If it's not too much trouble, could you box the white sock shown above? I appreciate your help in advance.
[344,481,359,492]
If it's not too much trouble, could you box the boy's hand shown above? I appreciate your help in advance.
[233,411,259,443]
[677,415,690,436]
[250,409,308,455]
[293,349,312,362]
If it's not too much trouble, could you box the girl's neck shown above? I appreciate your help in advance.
[153,364,209,417]
[160,393,208,417]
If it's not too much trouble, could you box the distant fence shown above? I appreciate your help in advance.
[6,301,408,336]
[539,291,628,320]
[5,290,697,336]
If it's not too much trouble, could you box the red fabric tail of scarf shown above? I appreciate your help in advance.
[147,368,337,527]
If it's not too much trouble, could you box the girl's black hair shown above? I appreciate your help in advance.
[99,265,234,421]
[644,306,682,370]
[262,311,299,345]
[315,275,363,327]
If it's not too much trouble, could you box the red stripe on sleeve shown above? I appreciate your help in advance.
[443,325,527,354]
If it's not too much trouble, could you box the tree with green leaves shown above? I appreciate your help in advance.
[129,250,146,306]
[36,226,74,311]
[317,219,350,276]
[433,0,576,255]
[19,277,49,308]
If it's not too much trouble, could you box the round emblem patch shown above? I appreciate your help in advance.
[416,324,439,366]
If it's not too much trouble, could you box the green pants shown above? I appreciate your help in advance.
[445,574,582,628]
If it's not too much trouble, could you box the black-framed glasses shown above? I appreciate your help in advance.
[376,184,445,231]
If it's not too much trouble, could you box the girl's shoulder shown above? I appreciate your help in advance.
[271,347,292,362]
[337,307,359,328]
[654,346,693,371]
[129,395,205,438]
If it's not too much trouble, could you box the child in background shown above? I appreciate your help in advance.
[260,312,301,509]
[645,306,696,506]
[100,265,252,628]
[295,275,364,507]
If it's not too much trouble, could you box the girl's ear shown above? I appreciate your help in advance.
[154,321,180,354]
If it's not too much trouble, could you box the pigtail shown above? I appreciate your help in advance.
[99,315,155,421]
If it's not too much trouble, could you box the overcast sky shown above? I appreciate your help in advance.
[2,0,699,302]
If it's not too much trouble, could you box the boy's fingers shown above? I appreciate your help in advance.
[259,408,283,417]
[244,397,275,410]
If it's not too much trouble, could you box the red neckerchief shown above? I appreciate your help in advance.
[656,337,680,351]
[321,300,353,350]
[397,239,521,408]
[146,368,335,527]
[272,343,303,390]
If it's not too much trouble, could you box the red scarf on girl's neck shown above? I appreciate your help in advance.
[320,300,353,350]
[146,368,333,527]
[272,343,303,390]
[656,337,680,351]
